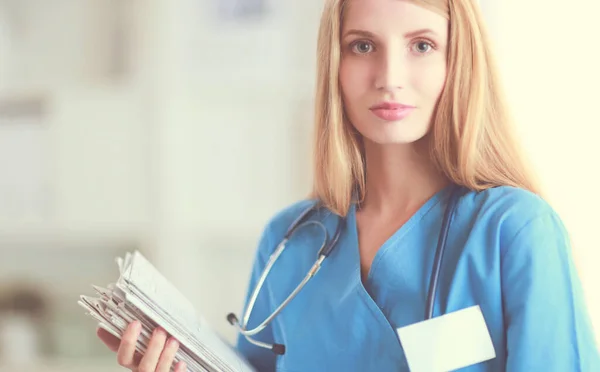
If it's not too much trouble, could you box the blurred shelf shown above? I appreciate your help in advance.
[0,358,124,372]
[0,228,145,252]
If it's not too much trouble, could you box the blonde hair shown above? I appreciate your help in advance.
[311,0,540,216]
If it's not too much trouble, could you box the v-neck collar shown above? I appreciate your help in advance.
[313,186,455,365]
[348,184,455,289]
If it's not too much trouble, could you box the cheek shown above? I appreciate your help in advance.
[339,61,354,100]
[413,60,447,101]
[340,59,368,101]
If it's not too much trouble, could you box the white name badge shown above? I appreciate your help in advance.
[396,305,496,372]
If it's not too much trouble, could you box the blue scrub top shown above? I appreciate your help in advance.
[235,185,600,371]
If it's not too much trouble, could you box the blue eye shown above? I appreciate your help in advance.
[412,40,434,54]
[351,41,374,54]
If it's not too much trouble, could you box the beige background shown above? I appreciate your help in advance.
[0,1,597,371]
[494,1,600,341]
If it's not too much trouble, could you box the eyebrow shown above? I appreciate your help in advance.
[342,28,438,39]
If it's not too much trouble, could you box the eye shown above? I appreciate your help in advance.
[350,40,375,54]
[411,40,435,55]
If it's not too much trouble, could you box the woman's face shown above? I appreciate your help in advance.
[339,0,449,146]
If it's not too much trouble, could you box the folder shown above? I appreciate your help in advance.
[78,250,255,372]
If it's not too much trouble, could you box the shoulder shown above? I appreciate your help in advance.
[459,186,568,254]
[255,198,318,253]
[462,185,554,219]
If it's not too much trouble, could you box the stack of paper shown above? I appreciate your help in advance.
[78,250,255,372]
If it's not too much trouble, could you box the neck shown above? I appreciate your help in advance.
[359,138,449,216]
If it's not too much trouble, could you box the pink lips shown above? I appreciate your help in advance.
[369,102,415,121]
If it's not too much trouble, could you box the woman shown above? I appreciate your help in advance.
[98,0,600,371]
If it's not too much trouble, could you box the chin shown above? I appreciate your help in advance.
[355,119,430,146]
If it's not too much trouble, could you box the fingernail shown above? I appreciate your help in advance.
[169,338,179,347]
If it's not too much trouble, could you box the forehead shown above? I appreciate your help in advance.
[342,0,448,34]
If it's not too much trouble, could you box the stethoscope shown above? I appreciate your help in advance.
[227,184,464,355]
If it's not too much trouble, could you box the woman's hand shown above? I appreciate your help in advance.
[96,320,187,372]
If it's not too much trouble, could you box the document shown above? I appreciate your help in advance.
[78,250,255,372]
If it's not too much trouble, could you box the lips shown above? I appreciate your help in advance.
[369,102,416,121]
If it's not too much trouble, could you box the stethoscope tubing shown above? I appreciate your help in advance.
[229,185,463,355]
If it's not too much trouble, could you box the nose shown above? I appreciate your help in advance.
[374,46,407,91]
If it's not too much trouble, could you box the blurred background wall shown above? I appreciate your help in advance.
[0,0,597,371]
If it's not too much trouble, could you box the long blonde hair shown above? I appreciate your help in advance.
[311,0,540,216]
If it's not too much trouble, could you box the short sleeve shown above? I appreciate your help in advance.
[235,225,277,372]
[501,212,600,371]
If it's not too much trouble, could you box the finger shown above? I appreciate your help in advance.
[174,361,187,372]
[133,351,143,366]
[96,327,120,353]
[156,337,180,372]
[116,321,142,369]
[137,327,168,372]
